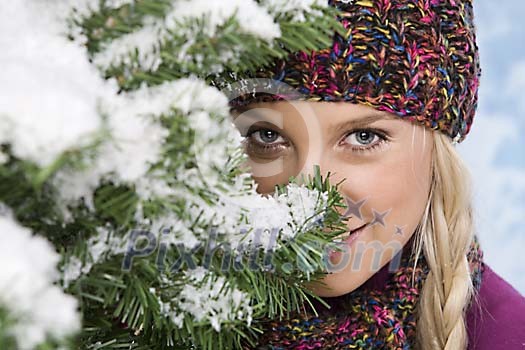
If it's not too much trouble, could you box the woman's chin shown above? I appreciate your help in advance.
[304,274,357,298]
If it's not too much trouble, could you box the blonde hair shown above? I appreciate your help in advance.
[411,130,477,349]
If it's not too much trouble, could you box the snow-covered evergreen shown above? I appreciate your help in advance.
[0,1,344,348]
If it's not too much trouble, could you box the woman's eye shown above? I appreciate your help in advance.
[243,128,289,155]
[346,130,379,145]
[341,129,388,152]
[251,129,284,144]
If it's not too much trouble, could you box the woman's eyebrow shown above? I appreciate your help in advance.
[328,113,392,134]
[231,108,289,137]
[231,108,272,122]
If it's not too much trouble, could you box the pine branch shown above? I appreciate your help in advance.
[76,1,343,91]
[1,2,351,349]
[60,166,348,349]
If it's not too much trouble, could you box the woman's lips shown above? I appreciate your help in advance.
[328,223,369,264]
[344,223,368,245]
[349,223,368,235]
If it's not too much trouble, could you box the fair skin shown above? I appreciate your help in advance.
[232,100,433,297]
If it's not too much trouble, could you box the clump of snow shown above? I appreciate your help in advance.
[94,0,281,71]
[260,0,329,22]
[92,16,165,71]
[159,267,253,332]
[0,214,80,349]
[61,225,130,287]
[0,1,116,168]
[53,78,232,208]
[66,0,136,20]
[168,0,281,40]
[164,178,329,252]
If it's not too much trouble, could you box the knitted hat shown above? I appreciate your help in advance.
[229,0,482,144]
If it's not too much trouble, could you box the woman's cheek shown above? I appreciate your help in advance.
[339,160,414,235]
[250,154,300,194]
[343,163,399,207]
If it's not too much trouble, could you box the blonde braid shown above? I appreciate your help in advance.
[414,131,476,349]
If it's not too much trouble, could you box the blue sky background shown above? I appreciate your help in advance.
[458,0,525,294]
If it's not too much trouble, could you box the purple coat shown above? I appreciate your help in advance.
[362,262,525,349]
[466,264,525,349]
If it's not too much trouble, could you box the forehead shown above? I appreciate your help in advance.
[232,100,397,131]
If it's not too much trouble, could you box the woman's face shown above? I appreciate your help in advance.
[233,101,433,297]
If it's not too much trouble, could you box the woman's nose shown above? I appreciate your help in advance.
[295,150,342,187]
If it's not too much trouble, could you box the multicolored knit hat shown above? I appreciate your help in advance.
[230,0,482,144]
